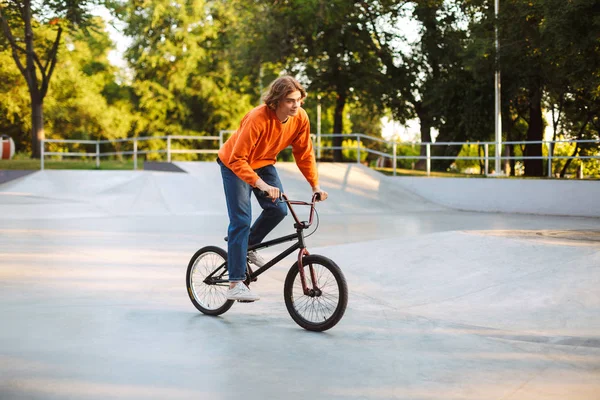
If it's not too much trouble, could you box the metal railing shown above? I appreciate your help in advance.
[40,132,599,178]
[315,133,600,178]
[41,134,224,170]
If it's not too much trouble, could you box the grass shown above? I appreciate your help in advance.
[0,158,139,170]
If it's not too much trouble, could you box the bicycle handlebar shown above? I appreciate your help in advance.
[260,191,322,202]
[259,191,321,229]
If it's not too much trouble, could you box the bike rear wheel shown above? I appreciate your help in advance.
[186,246,234,316]
[284,254,348,332]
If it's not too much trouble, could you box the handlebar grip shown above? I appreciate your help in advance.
[314,192,322,201]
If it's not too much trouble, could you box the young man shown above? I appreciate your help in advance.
[217,76,328,302]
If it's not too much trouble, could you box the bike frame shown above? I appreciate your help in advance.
[206,193,321,295]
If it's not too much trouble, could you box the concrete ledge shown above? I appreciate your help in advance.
[390,177,600,217]
[0,170,36,185]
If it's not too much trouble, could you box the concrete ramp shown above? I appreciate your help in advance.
[0,168,227,219]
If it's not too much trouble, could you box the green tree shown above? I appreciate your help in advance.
[0,0,104,158]
[44,18,134,152]
[116,0,253,149]
[364,1,480,171]
[1,14,136,156]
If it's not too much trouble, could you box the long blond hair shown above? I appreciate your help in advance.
[263,76,306,110]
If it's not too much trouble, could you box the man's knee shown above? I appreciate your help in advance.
[275,203,288,219]
[265,203,287,221]
[229,212,252,233]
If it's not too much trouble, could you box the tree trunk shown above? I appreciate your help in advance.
[560,144,579,178]
[509,145,517,176]
[332,92,346,162]
[524,85,544,176]
[31,94,44,158]
[414,102,432,171]
[504,144,512,176]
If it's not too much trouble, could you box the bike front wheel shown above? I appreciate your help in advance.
[284,254,348,332]
[186,246,234,316]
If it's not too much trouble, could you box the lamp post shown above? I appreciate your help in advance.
[494,0,503,175]
[317,95,322,159]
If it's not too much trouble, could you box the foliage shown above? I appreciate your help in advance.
[116,0,254,142]
[0,50,30,149]
[394,143,421,170]
[341,139,368,163]
[454,144,484,174]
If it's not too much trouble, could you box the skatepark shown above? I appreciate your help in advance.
[1,162,599,399]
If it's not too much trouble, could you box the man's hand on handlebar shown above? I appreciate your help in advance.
[255,178,280,201]
[312,186,328,202]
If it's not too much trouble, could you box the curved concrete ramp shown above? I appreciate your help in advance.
[1,162,599,400]
[0,168,227,219]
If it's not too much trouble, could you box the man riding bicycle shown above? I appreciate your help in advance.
[217,76,328,302]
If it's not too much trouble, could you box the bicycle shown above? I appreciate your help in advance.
[185,193,348,332]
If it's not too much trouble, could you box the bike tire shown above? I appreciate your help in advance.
[283,254,348,332]
[186,246,234,316]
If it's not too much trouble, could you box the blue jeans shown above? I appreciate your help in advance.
[218,158,288,281]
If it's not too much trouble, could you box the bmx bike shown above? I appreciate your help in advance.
[185,193,348,332]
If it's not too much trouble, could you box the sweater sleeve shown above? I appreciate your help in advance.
[291,113,319,188]
[226,116,263,186]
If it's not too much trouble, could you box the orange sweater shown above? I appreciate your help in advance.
[218,104,318,187]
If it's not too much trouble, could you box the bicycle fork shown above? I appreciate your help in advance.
[297,248,322,297]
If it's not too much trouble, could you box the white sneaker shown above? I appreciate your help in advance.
[226,283,260,301]
[247,250,267,267]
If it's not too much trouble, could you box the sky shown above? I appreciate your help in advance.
[91,6,131,70]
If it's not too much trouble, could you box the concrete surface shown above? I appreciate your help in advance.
[0,162,599,400]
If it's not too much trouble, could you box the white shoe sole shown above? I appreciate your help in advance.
[227,295,260,302]
[226,291,260,302]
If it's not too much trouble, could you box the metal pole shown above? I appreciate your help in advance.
[393,142,397,176]
[96,141,100,169]
[40,139,45,170]
[494,0,503,175]
[426,143,431,177]
[167,136,171,163]
[317,95,322,159]
[133,139,138,170]
[219,130,224,148]
[547,141,553,178]
[356,135,361,164]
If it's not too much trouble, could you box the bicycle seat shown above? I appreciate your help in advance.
[224,236,228,242]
